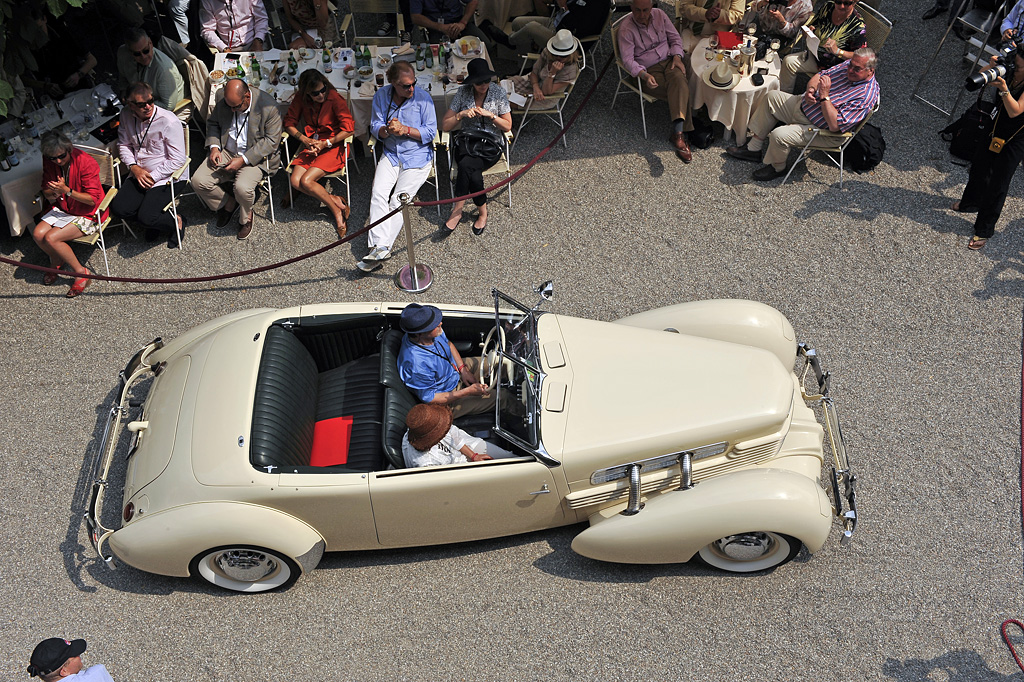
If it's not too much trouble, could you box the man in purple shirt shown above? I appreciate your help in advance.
[617,0,692,162]
[110,82,189,246]
[726,48,879,181]
[200,0,269,52]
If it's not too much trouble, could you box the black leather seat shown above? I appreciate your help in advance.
[380,329,416,469]
[250,325,385,473]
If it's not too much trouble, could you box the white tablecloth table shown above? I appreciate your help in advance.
[689,38,781,145]
[213,45,491,146]
[2,86,117,237]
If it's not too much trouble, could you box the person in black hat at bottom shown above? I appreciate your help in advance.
[440,58,512,236]
[397,303,495,418]
[27,638,114,681]
[402,403,514,467]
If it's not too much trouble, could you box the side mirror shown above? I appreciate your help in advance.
[535,280,553,301]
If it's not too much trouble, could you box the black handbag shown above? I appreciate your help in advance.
[452,127,503,160]
[941,98,998,162]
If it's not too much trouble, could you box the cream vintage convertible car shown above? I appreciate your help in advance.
[85,283,856,592]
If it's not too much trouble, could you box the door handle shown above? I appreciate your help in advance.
[529,483,550,495]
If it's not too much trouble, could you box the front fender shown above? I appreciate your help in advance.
[571,468,832,564]
[614,299,797,369]
[108,501,325,577]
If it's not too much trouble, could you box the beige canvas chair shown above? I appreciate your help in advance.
[510,50,585,155]
[578,1,614,76]
[162,122,193,250]
[68,145,128,275]
[610,15,659,139]
[781,100,880,189]
[858,3,892,54]
[439,129,514,208]
[283,130,356,209]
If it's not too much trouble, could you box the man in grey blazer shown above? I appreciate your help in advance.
[193,78,282,239]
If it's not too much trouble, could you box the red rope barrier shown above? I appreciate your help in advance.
[0,53,615,286]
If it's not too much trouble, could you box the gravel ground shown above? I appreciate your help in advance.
[3,2,1024,680]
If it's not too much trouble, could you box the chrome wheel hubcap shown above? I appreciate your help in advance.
[713,533,775,561]
[214,550,278,582]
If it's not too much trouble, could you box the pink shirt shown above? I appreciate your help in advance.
[618,8,685,77]
[200,0,269,50]
[117,105,189,186]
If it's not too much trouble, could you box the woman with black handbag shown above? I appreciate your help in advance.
[441,59,512,236]
[954,48,1024,250]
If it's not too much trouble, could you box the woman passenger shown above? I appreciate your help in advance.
[283,69,355,238]
[441,58,512,236]
[510,29,581,111]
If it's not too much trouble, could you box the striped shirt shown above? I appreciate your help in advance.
[800,60,879,133]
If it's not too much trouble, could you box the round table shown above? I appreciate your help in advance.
[689,37,782,145]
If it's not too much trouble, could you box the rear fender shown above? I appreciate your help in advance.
[614,299,797,369]
[571,468,831,565]
[107,501,325,577]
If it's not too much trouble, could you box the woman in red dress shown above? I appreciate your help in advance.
[283,70,356,238]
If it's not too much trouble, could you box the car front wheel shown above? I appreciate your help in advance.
[697,532,801,573]
[191,545,300,593]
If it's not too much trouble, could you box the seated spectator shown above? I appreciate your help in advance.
[110,82,188,247]
[27,637,115,681]
[192,79,282,240]
[780,0,866,94]
[199,0,269,52]
[116,28,186,111]
[676,0,744,53]
[441,58,512,235]
[22,5,97,98]
[32,131,105,298]
[478,0,611,56]
[410,0,488,45]
[751,0,813,51]
[727,48,879,182]
[617,0,692,163]
[282,0,339,48]
[396,303,494,418]
[402,403,513,467]
[508,29,582,110]
[282,70,355,239]
[357,61,437,271]
[1002,0,1024,40]
[168,0,191,46]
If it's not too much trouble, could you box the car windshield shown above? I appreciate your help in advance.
[492,289,549,459]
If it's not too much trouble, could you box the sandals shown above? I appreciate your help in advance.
[66,271,93,298]
[968,236,988,250]
[43,264,63,285]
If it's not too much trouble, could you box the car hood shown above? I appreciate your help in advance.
[540,315,794,487]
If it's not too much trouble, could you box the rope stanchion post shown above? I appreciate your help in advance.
[394,192,433,293]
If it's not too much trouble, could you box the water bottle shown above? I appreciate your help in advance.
[288,51,299,75]
[362,44,372,68]
[425,43,434,69]
[236,61,246,83]
[322,47,332,73]
[416,44,425,71]
[7,139,20,166]
[0,142,9,172]
[251,59,262,82]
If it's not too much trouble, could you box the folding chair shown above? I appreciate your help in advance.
[340,0,405,46]
[283,130,356,209]
[610,15,659,139]
[511,50,585,154]
[781,100,880,189]
[367,130,442,213]
[858,3,892,54]
[439,129,514,208]
[162,122,193,250]
[578,1,614,76]
[69,145,130,275]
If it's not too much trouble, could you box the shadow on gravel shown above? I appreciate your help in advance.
[970,218,1024,301]
[792,180,964,233]
[882,651,1020,681]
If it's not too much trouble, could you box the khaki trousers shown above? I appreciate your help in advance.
[780,50,819,94]
[192,149,267,223]
[447,356,496,418]
[640,57,690,122]
[746,89,816,170]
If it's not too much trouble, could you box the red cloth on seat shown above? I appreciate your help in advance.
[309,416,353,466]
[716,31,742,49]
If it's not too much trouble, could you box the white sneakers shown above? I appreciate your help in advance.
[356,245,392,272]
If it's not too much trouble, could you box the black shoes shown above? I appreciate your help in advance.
[922,4,946,19]
[479,19,514,49]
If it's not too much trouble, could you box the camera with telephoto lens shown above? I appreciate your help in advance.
[966,31,1020,91]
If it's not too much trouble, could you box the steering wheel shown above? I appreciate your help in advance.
[479,325,507,390]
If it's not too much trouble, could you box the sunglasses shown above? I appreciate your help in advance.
[46,151,69,162]
[130,98,155,107]
[131,45,152,57]
[835,1,854,5]
[228,95,251,110]
[310,86,327,97]
[395,81,415,89]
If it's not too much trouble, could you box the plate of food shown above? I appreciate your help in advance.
[343,64,357,79]
[377,53,393,69]
[210,69,226,84]
[299,48,315,60]
[358,65,374,79]
[225,67,239,79]
[455,36,483,58]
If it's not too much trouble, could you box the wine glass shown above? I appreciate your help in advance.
[708,34,719,50]
[705,45,715,62]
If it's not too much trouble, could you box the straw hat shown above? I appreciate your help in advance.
[405,404,453,450]
[547,29,580,58]
[702,60,740,90]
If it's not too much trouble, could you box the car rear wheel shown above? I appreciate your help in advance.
[697,532,801,573]
[191,545,300,593]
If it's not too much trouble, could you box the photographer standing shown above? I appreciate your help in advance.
[953,48,1024,250]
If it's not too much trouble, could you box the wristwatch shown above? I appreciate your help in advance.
[326,139,333,148]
